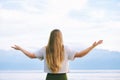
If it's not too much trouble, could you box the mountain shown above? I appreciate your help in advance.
[70,49,120,70]
[0,49,44,70]
[0,49,120,70]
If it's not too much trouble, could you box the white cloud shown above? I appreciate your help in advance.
[47,0,87,14]
[89,9,106,20]
[0,0,88,24]
[0,0,120,52]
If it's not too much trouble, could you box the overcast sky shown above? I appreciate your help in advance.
[0,0,120,51]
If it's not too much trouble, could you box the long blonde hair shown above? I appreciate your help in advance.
[46,29,64,73]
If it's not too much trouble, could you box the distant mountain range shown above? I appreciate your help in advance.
[0,49,120,70]
[70,49,120,70]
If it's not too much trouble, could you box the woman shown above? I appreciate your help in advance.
[11,29,103,80]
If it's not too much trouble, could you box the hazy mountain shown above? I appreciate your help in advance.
[0,49,120,70]
[70,49,120,70]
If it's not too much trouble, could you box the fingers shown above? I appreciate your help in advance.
[92,40,103,47]
[11,46,17,49]
[97,40,103,44]
[11,45,20,50]
[95,40,103,46]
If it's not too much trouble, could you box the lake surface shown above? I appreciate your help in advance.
[0,70,120,80]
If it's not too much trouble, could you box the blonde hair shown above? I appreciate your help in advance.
[46,29,64,73]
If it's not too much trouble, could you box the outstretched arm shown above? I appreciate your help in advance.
[11,45,36,59]
[75,40,103,58]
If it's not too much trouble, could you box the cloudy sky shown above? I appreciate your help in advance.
[0,0,120,51]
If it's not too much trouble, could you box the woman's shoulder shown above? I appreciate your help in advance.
[35,46,46,53]
[64,45,73,49]
[64,45,72,52]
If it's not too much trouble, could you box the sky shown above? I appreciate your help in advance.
[0,0,120,51]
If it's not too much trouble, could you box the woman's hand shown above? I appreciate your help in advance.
[92,40,103,47]
[11,45,22,50]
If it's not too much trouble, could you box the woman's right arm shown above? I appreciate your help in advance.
[11,45,36,59]
[74,40,103,58]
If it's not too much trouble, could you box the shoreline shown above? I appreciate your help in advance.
[0,70,120,73]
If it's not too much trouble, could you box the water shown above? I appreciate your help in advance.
[0,70,120,80]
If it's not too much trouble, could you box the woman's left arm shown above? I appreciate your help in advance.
[74,40,103,58]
